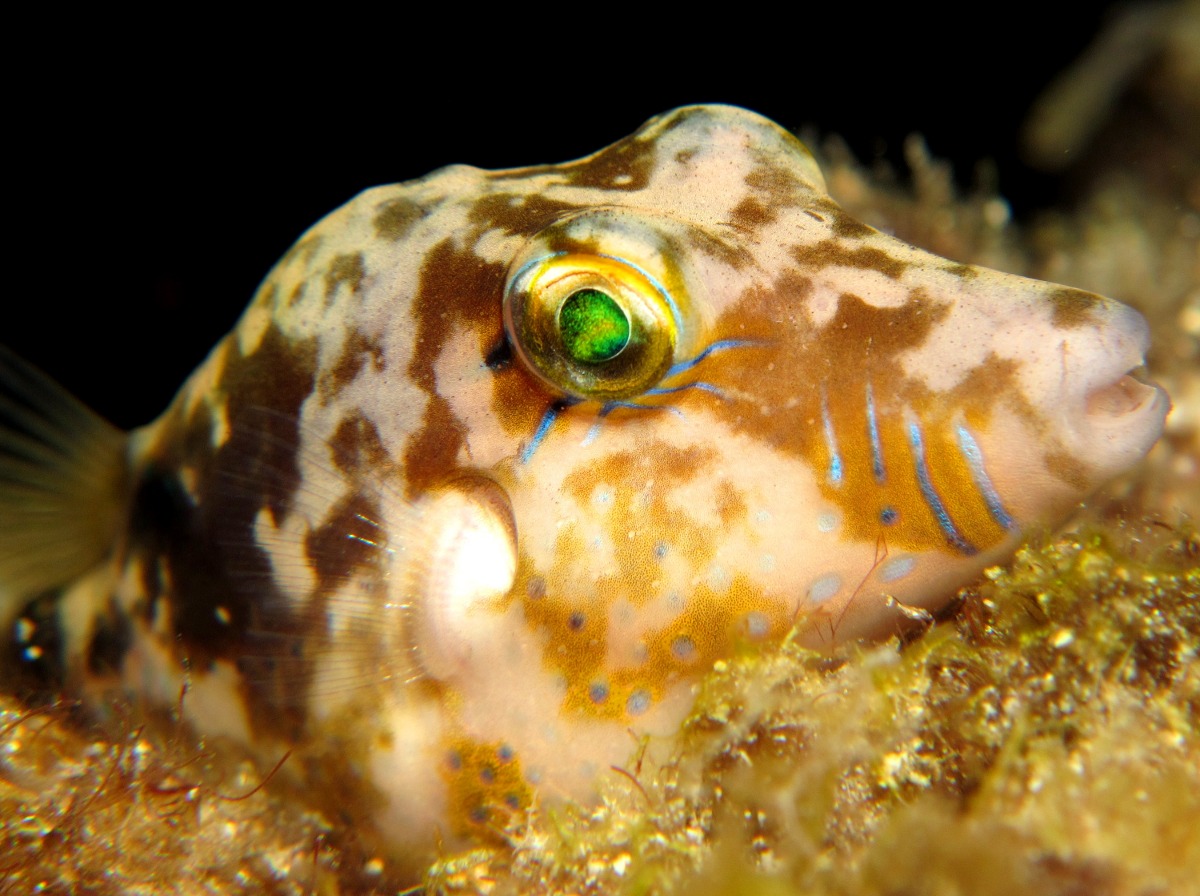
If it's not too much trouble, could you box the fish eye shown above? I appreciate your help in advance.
[503,252,679,401]
[557,288,630,363]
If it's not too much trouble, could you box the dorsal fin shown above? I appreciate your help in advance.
[0,346,129,627]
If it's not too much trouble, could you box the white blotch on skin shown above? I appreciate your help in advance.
[760,554,776,572]
[746,611,769,638]
[593,487,614,508]
[707,565,731,590]
[807,573,842,604]
[817,510,840,533]
[879,555,917,582]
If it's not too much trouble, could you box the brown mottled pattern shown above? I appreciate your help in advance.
[329,412,390,474]
[562,130,657,191]
[714,480,748,525]
[318,329,385,403]
[950,356,1041,431]
[828,209,875,239]
[790,240,910,279]
[730,196,777,230]
[744,165,809,205]
[488,361,552,438]
[278,233,322,270]
[405,239,508,495]
[373,196,428,242]
[84,597,131,677]
[684,228,754,271]
[305,492,384,590]
[1048,286,1103,328]
[697,287,1024,553]
[945,262,979,280]
[136,322,320,739]
[467,193,580,234]
[1044,449,1092,489]
[323,252,366,305]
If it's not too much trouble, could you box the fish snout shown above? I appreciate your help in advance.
[1054,300,1169,480]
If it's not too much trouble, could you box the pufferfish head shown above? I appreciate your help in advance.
[408,104,1164,630]
[302,105,1166,805]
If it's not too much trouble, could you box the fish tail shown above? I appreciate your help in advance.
[0,346,130,632]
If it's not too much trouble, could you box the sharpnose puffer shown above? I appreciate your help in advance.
[0,105,1169,877]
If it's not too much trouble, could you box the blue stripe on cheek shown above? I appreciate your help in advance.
[520,400,572,464]
[906,418,977,555]
[866,381,885,483]
[663,338,763,379]
[821,389,843,487]
[955,424,1016,531]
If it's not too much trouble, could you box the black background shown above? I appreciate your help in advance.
[8,7,1133,429]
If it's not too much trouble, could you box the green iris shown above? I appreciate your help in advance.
[558,289,631,363]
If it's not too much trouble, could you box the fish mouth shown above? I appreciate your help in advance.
[1084,366,1167,421]
[1062,304,1170,477]
[1078,305,1167,425]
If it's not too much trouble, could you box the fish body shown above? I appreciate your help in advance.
[0,106,1168,876]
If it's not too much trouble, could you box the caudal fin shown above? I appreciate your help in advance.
[0,346,129,628]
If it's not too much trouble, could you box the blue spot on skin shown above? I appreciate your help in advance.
[497,744,515,762]
[626,689,651,715]
[671,635,696,662]
[654,541,669,559]
[880,506,898,525]
[569,612,585,630]
[589,682,609,704]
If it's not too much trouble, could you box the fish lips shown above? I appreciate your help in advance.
[1071,305,1170,473]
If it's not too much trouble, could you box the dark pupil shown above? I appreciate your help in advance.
[558,289,631,363]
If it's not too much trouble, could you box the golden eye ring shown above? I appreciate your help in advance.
[503,252,680,401]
